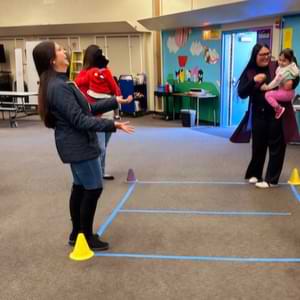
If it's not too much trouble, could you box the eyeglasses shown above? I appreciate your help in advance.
[258,52,271,57]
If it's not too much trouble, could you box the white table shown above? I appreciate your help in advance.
[186,92,217,126]
[0,91,38,127]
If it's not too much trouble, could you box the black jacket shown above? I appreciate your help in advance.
[238,65,274,116]
[238,63,299,142]
[47,73,118,163]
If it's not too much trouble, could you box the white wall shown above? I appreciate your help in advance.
[0,33,145,77]
[0,33,154,109]
[0,0,153,27]
[161,0,246,15]
[0,0,155,109]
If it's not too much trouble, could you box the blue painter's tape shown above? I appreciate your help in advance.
[290,185,300,203]
[97,183,136,236]
[119,209,291,216]
[94,252,300,263]
[137,180,247,185]
[136,180,287,186]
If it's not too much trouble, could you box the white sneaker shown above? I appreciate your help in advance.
[255,181,270,188]
[248,177,258,184]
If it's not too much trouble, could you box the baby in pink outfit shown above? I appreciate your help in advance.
[261,48,299,119]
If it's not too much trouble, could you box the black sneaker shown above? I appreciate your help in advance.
[68,231,78,246]
[87,235,109,251]
[103,174,114,180]
[68,233,100,247]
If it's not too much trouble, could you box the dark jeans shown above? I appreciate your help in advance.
[245,114,286,184]
[70,158,102,190]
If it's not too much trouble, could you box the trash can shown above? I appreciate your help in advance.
[181,109,196,127]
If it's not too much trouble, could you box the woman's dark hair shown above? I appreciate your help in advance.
[83,44,109,69]
[32,41,56,128]
[239,43,270,81]
[279,48,298,66]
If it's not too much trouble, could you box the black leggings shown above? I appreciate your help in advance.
[245,114,286,184]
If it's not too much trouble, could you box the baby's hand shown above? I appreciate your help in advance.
[260,84,268,91]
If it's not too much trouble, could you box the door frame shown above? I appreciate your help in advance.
[220,26,273,127]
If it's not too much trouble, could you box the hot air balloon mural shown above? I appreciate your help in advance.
[175,28,191,48]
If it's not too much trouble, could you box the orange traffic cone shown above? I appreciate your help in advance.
[69,233,94,261]
[288,168,300,185]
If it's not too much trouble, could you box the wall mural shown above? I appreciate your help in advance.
[163,27,221,88]
[162,27,222,123]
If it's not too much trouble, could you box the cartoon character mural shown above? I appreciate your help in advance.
[186,69,191,82]
[177,55,188,83]
[189,67,203,83]
[203,46,220,64]
[166,28,220,84]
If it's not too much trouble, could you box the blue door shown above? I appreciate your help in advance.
[231,32,257,125]
[221,31,257,126]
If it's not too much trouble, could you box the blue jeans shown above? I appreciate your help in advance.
[70,158,103,190]
[97,132,112,175]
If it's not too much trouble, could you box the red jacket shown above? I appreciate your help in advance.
[75,68,121,104]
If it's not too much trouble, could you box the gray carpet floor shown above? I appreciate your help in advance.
[1,114,300,300]
[192,126,234,139]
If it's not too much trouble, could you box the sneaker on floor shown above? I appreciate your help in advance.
[103,174,114,180]
[255,181,270,188]
[275,106,285,119]
[255,181,278,188]
[248,177,258,184]
[87,235,109,251]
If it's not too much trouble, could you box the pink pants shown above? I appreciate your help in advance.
[265,88,295,109]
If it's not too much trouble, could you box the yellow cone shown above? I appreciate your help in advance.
[69,233,94,261]
[288,168,300,185]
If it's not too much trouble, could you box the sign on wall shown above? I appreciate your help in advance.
[202,30,221,40]
[257,29,272,49]
[283,27,293,49]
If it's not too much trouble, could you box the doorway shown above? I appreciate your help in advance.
[220,31,258,127]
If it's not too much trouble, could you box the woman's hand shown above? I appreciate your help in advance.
[116,95,133,104]
[114,121,135,134]
[254,73,266,83]
[126,95,133,103]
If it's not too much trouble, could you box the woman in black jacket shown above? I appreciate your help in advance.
[33,41,134,250]
[238,43,299,188]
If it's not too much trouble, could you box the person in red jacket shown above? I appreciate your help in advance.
[86,63,121,98]
[75,45,132,180]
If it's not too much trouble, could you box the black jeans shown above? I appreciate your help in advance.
[245,113,286,184]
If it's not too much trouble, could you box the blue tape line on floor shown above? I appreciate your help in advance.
[97,183,136,236]
[94,252,300,263]
[119,209,291,216]
[290,185,300,203]
[136,180,287,185]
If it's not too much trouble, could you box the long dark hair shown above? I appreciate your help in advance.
[32,41,56,128]
[280,48,298,66]
[83,44,109,69]
[239,43,270,81]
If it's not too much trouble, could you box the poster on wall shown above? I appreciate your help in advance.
[257,29,272,50]
[283,27,293,49]
[202,30,221,40]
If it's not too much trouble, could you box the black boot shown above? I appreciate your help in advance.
[80,188,109,251]
[68,184,84,246]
